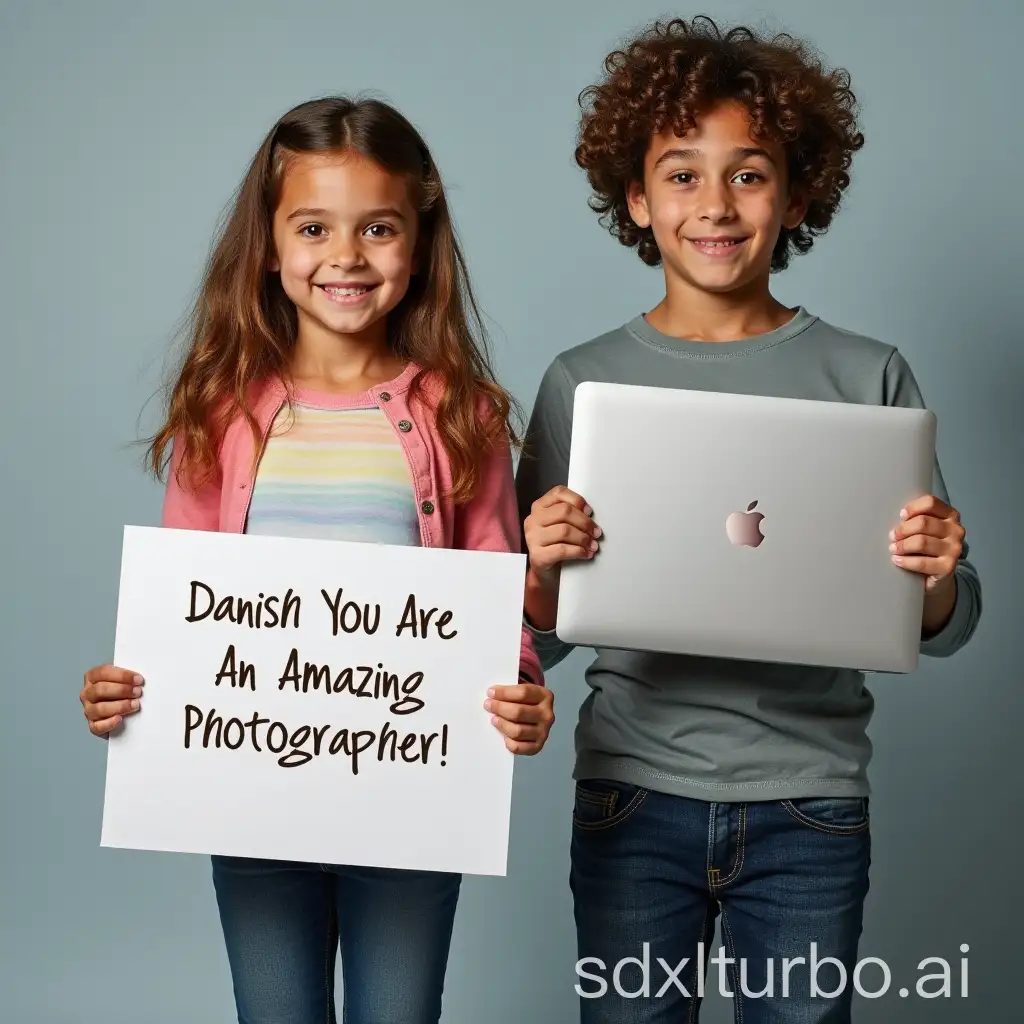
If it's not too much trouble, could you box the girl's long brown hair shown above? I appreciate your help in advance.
[146,95,520,504]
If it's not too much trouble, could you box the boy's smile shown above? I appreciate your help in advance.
[627,100,807,300]
[687,234,750,258]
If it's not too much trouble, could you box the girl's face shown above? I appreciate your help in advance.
[627,100,807,297]
[270,150,419,346]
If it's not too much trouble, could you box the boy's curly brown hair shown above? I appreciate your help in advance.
[575,16,865,272]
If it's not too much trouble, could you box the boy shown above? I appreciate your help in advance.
[514,16,981,1024]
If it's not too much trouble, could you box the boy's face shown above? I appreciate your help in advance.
[627,101,806,296]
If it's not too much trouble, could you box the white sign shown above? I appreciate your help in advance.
[100,526,527,876]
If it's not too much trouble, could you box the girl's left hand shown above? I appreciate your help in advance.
[889,494,966,593]
[485,683,555,755]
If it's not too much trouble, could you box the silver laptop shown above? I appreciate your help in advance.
[556,382,936,673]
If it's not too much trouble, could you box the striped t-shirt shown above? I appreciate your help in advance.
[244,393,421,548]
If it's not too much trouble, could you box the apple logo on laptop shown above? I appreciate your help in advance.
[726,501,765,548]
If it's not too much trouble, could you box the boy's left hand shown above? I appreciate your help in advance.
[890,494,966,593]
[485,683,555,755]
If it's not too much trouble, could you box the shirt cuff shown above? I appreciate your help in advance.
[919,571,973,657]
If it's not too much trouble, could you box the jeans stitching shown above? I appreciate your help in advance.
[575,786,616,816]
[572,788,648,832]
[715,805,747,889]
[720,908,744,1024]
[705,802,717,878]
[780,799,870,835]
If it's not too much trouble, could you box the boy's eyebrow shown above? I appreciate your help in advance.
[653,146,776,168]
[286,206,408,222]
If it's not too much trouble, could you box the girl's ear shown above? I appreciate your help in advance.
[268,249,281,272]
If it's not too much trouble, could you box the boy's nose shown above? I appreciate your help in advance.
[696,182,736,221]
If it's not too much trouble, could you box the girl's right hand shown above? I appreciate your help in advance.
[80,665,144,737]
[523,485,602,588]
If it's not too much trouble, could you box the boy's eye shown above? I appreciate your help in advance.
[671,172,695,184]
[733,172,763,185]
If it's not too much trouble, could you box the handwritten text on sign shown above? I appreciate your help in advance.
[100,527,527,876]
[183,581,459,773]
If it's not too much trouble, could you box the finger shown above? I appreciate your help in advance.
[88,715,123,736]
[488,683,548,705]
[892,514,960,542]
[534,487,592,517]
[491,716,543,743]
[85,697,140,721]
[485,699,549,725]
[892,553,958,577]
[531,542,594,569]
[84,665,145,687]
[528,530,597,570]
[538,522,600,555]
[505,737,543,755]
[535,523,598,554]
[532,503,600,535]
[899,495,954,522]
[890,534,951,558]
[84,681,142,703]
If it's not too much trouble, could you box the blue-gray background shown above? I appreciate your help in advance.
[1,0,1019,1020]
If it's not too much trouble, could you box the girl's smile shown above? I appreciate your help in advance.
[317,282,380,305]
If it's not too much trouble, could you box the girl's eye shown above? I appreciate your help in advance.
[365,223,394,238]
[734,172,763,185]
[300,224,326,238]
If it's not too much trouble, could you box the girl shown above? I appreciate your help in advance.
[78,95,553,1024]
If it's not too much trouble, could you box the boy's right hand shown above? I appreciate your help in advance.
[80,665,144,737]
[524,486,601,589]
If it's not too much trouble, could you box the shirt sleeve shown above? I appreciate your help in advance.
[160,438,222,532]
[514,358,579,671]
[883,349,983,657]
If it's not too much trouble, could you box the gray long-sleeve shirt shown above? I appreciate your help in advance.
[515,307,982,801]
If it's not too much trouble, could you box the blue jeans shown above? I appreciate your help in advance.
[570,780,871,1023]
[210,855,462,1023]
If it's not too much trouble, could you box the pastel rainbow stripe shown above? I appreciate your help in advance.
[244,402,421,547]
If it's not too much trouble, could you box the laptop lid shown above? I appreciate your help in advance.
[555,382,936,673]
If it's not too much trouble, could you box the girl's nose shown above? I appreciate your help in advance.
[329,239,366,270]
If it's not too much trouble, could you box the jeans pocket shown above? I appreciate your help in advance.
[781,796,870,835]
[572,777,648,832]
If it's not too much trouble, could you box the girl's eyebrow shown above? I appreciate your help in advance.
[286,206,330,220]
[653,146,776,168]
[285,206,408,222]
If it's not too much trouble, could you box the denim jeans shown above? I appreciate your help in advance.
[570,779,871,1023]
[210,855,462,1023]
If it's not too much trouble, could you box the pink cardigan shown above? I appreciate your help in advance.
[161,361,543,686]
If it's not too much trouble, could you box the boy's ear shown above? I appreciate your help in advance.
[625,179,652,229]
[782,186,809,230]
